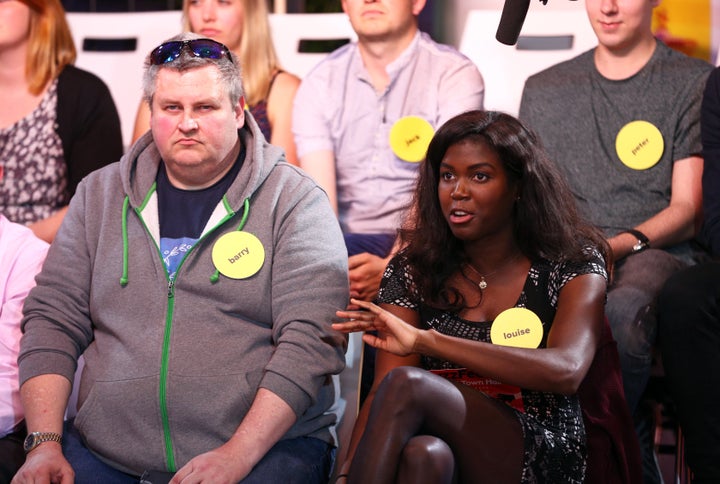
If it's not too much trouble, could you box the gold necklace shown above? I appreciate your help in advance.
[465,253,522,291]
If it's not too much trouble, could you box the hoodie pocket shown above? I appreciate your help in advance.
[74,376,165,474]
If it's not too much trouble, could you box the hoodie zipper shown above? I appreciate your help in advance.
[133,203,238,471]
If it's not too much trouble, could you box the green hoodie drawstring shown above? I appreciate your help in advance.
[118,195,250,286]
[120,195,130,287]
[210,197,250,283]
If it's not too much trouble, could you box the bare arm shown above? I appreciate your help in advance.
[171,388,296,484]
[335,273,606,395]
[609,155,703,260]
[299,150,338,215]
[420,274,606,394]
[267,72,301,166]
[131,100,151,145]
[27,206,68,243]
[334,304,421,478]
[12,374,73,484]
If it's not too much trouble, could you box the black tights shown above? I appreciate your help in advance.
[348,367,524,484]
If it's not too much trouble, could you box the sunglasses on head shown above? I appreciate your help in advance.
[149,39,233,65]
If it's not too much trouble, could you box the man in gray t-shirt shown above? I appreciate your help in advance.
[520,1,712,482]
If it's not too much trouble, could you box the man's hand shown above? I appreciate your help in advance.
[11,443,74,484]
[348,253,391,303]
[170,446,251,484]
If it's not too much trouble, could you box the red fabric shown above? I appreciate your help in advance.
[578,317,643,484]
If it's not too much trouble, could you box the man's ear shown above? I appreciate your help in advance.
[412,0,428,16]
[236,96,246,128]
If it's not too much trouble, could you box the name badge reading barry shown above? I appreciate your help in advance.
[490,307,543,349]
[615,120,664,170]
[389,116,434,163]
[212,231,265,279]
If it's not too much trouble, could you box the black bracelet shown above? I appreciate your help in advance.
[621,228,650,253]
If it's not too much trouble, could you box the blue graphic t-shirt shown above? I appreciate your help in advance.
[156,148,244,280]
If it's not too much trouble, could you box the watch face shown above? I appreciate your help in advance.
[23,433,37,452]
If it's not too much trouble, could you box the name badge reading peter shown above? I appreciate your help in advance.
[615,120,664,170]
[490,307,543,349]
[389,116,434,163]
[212,231,265,279]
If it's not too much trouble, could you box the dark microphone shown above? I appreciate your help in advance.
[495,0,532,45]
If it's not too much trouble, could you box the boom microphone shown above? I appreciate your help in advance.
[495,0,532,45]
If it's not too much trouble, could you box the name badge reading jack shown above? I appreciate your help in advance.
[212,231,265,279]
[389,116,434,162]
[490,307,543,349]
[615,120,664,170]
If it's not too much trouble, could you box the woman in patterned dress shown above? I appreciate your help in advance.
[0,0,123,242]
[333,110,611,483]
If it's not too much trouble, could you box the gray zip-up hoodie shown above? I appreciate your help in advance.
[19,116,349,474]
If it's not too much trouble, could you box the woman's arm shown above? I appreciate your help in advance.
[424,273,606,394]
[267,71,301,166]
[334,303,421,479]
[27,207,68,243]
[336,272,606,396]
[132,100,151,144]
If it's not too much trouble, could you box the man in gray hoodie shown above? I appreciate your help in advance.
[14,33,348,484]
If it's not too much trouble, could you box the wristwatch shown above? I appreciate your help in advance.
[623,229,650,253]
[23,431,62,453]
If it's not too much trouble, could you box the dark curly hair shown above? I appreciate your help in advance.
[398,110,610,311]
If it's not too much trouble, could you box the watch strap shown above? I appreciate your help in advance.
[24,431,63,453]
[622,229,650,252]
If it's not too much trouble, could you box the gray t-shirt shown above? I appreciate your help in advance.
[520,41,712,260]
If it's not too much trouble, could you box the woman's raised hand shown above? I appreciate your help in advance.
[333,298,420,357]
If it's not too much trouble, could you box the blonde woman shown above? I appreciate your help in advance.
[0,0,123,242]
[132,0,300,165]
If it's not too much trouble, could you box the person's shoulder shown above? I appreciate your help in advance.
[268,157,321,190]
[415,32,474,64]
[705,66,720,94]
[302,41,357,79]
[526,48,594,86]
[57,65,115,108]
[58,64,111,90]
[655,42,714,79]
[271,70,301,96]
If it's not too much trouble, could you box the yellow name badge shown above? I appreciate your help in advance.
[389,116,435,163]
[490,307,543,349]
[211,231,265,279]
[615,120,665,170]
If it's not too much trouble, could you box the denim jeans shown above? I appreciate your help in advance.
[63,420,335,483]
[343,232,395,258]
[605,249,686,414]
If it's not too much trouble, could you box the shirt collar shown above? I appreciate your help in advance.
[351,30,422,85]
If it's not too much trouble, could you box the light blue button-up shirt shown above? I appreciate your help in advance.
[294,31,485,235]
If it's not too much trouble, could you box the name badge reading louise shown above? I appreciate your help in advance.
[389,116,434,163]
[211,231,265,279]
[615,120,664,170]
[490,307,543,349]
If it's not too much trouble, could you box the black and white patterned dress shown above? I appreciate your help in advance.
[376,251,607,483]
[0,80,68,225]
